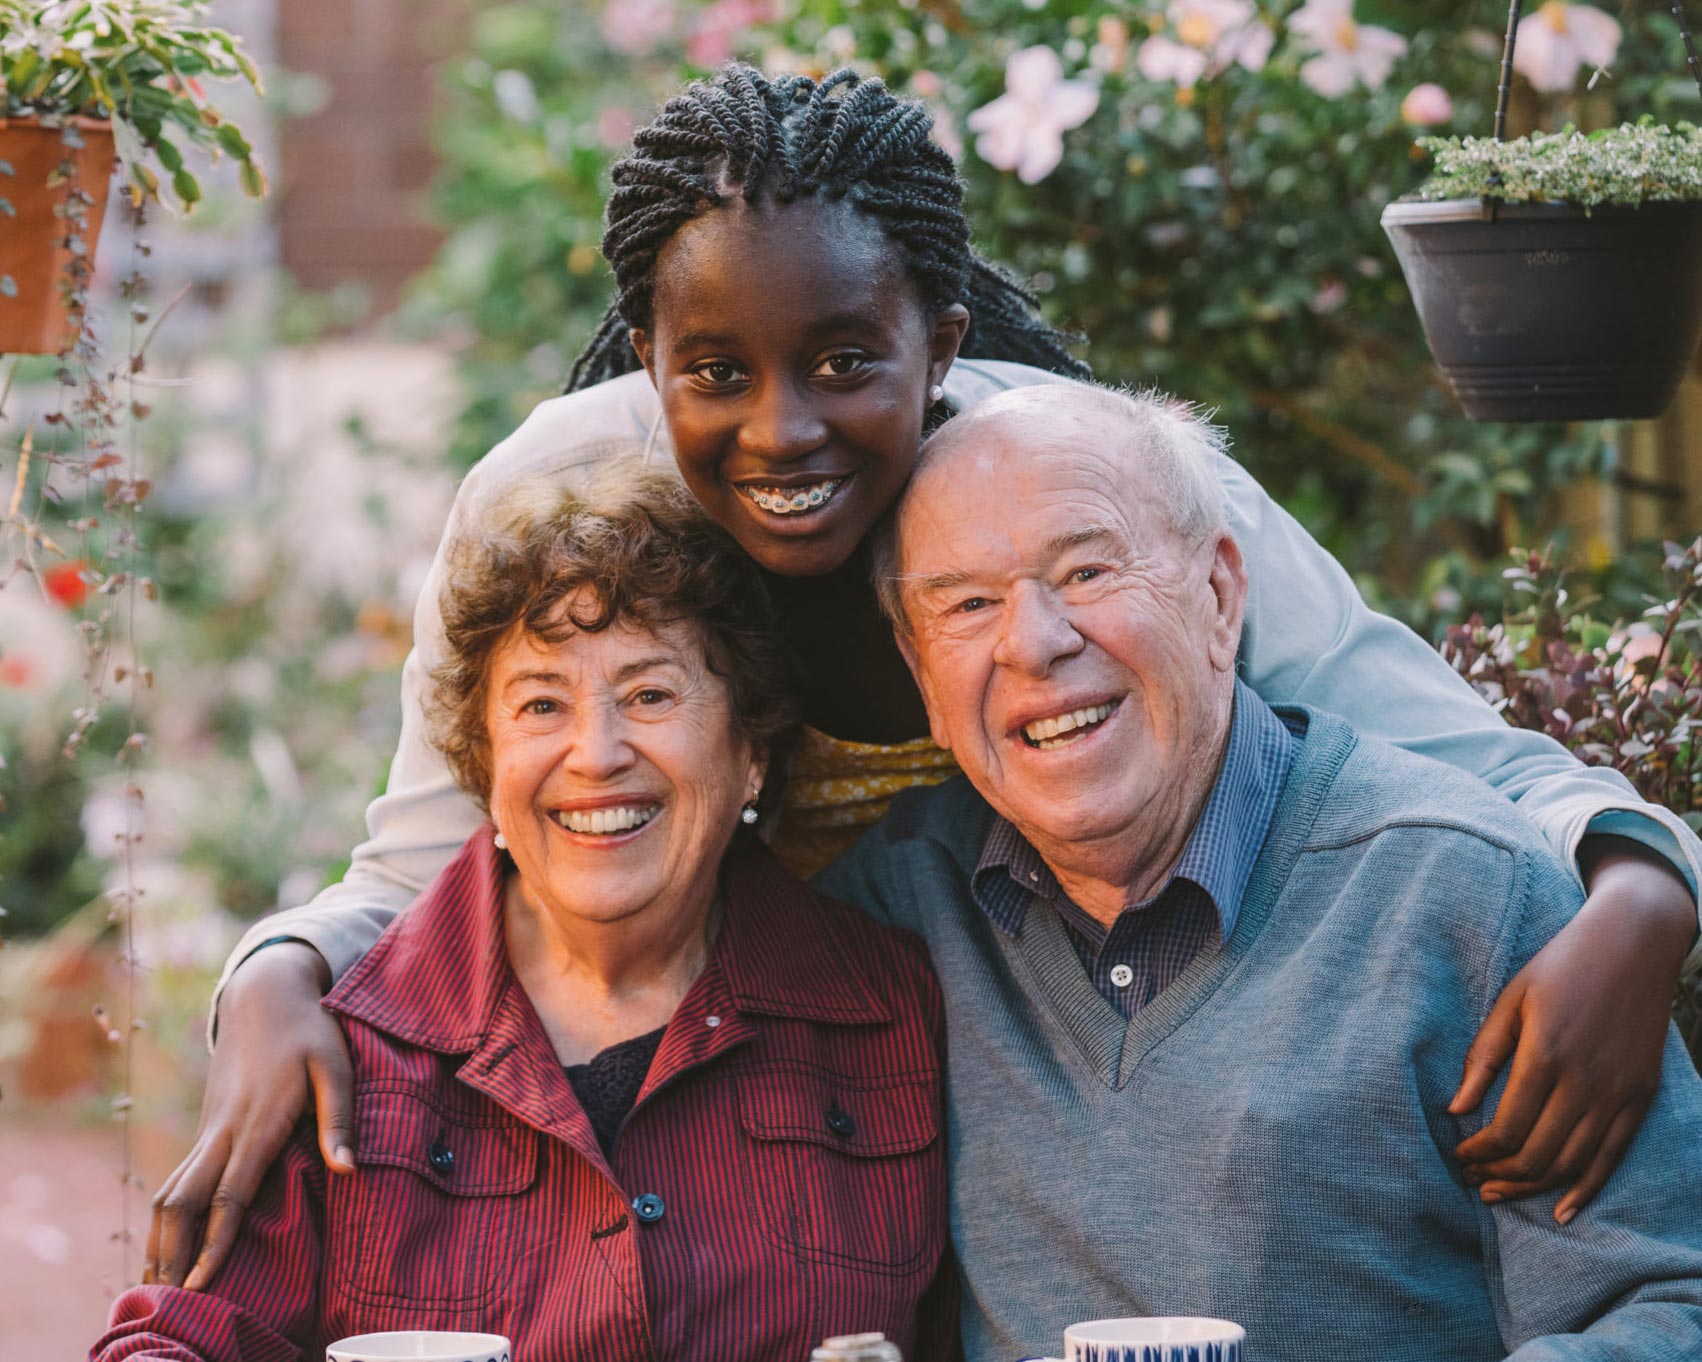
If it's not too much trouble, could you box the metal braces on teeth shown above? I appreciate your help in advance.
[746,480,841,515]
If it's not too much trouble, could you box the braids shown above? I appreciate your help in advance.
[565,64,1091,393]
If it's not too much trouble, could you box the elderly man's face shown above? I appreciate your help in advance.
[895,412,1244,859]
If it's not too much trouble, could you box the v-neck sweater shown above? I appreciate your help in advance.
[815,706,1702,1362]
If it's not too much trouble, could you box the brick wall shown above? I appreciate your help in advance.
[277,0,464,316]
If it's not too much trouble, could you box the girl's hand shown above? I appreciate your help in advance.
[144,942,357,1290]
[1449,837,1697,1223]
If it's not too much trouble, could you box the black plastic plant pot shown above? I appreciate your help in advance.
[1381,198,1702,422]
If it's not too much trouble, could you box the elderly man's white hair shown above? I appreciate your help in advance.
[873,382,1232,635]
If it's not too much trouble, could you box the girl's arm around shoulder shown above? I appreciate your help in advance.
[102,1122,327,1362]
[1217,448,1702,928]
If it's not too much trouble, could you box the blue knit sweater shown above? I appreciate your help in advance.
[816,707,1702,1362]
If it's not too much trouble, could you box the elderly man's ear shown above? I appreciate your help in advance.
[1205,532,1248,675]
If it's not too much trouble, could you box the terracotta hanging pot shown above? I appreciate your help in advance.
[0,116,118,356]
[1381,198,1702,422]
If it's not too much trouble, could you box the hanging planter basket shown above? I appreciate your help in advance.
[1382,197,1702,422]
[1381,3,1702,423]
[0,116,118,357]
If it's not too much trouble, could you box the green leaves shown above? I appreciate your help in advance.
[1416,123,1702,207]
[0,0,267,212]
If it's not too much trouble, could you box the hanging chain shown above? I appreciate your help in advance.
[1675,3,1702,99]
[1494,0,1526,143]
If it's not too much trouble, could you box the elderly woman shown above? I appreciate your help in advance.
[95,471,953,1362]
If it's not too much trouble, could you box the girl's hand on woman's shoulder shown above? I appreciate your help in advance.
[1449,838,1697,1222]
[145,942,357,1290]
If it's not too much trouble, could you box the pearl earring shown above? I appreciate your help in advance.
[927,383,945,404]
[493,830,508,850]
[740,803,760,826]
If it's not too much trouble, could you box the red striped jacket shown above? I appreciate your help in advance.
[95,827,956,1362]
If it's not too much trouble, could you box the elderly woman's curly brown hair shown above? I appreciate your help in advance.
[427,466,800,813]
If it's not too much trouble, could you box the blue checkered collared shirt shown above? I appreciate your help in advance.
[972,679,1295,1020]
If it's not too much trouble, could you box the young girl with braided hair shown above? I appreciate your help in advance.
[150,64,1699,1322]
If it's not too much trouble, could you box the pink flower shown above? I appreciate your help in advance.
[597,106,640,150]
[967,46,1099,185]
[601,0,676,57]
[1401,82,1454,126]
[908,71,963,160]
[1309,279,1348,314]
[931,105,964,162]
[686,0,774,67]
[1136,0,1273,89]
[1513,2,1622,94]
[1288,0,1408,97]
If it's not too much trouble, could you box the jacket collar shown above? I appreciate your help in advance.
[325,825,889,1053]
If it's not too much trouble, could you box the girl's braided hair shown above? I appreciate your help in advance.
[565,64,1092,392]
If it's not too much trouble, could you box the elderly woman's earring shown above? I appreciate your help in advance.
[927,383,945,404]
[493,830,508,850]
[740,802,760,826]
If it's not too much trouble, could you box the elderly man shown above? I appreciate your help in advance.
[818,383,1702,1361]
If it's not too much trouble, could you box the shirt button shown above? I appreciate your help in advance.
[826,1102,856,1138]
[427,1140,455,1175]
[1109,964,1135,989]
[705,1015,721,1029]
[632,1192,665,1224]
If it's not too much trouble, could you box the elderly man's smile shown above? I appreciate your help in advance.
[1016,697,1122,750]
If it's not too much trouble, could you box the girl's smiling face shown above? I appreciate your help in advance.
[631,195,968,578]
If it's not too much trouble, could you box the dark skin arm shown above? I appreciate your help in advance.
[144,942,354,1291]
[1450,835,1697,1223]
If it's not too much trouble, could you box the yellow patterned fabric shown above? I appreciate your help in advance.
[772,726,962,879]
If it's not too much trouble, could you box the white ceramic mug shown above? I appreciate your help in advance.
[1046,1316,1245,1362]
[326,1332,511,1362]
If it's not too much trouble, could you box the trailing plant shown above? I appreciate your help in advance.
[1440,540,1702,1059]
[0,0,267,210]
[1415,119,1702,205]
[1,0,272,1284]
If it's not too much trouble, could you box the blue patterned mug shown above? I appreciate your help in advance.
[326,1332,511,1362]
[1045,1316,1245,1362]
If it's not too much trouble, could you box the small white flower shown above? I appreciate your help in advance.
[1289,0,1409,97]
[491,69,540,123]
[1513,2,1622,94]
[967,46,1099,184]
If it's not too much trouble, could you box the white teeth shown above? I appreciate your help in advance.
[1023,702,1115,748]
[742,479,843,516]
[556,805,658,835]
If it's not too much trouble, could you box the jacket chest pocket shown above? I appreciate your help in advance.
[736,1064,944,1275]
[330,1084,539,1309]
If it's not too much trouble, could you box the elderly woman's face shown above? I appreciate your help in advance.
[484,600,763,929]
